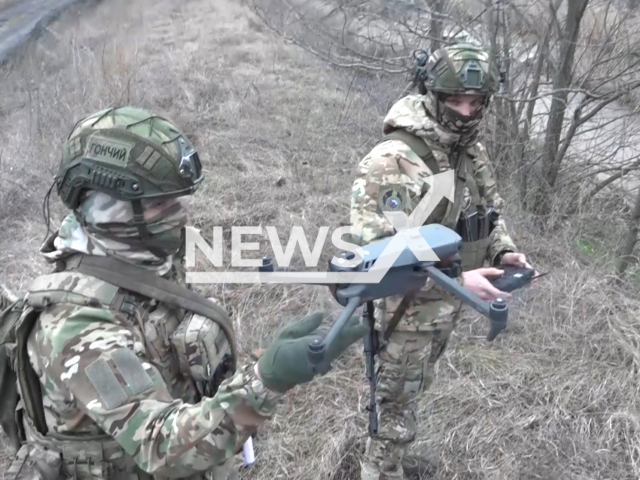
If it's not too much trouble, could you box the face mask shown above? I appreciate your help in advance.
[435,93,487,134]
[83,220,185,258]
[441,105,484,133]
[79,192,188,260]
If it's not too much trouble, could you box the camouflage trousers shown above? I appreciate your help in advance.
[360,325,453,480]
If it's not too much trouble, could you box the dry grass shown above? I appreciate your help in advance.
[2,0,640,479]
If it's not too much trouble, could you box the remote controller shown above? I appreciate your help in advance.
[489,266,538,293]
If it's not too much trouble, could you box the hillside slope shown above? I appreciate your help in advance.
[1,0,639,479]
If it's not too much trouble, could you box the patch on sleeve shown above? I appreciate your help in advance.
[85,358,128,410]
[112,348,153,394]
[85,349,153,410]
[377,187,408,213]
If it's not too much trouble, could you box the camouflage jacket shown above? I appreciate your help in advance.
[24,267,282,479]
[349,94,517,332]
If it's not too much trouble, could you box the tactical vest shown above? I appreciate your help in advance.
[0,254,237,480]
[378,129,498,271]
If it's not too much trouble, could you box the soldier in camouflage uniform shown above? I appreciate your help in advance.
[3,106,366,480]
[350,43,535,479]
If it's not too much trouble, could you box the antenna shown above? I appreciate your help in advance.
[494,0,508,92]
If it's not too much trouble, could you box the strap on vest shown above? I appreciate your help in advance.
[0,352,20,451]
[15,307,48,438]
[378,129,440,175]
[65,255,238,374]
[375,130,471,330]
[442,148,468,230]
[465,159,481,204]
[378,129,470,229]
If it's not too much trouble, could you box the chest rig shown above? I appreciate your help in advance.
[378,129,499,270]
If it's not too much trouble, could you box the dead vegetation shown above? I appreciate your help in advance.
[1,0,640,479]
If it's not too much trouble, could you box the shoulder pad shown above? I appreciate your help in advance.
[27,272,121,311]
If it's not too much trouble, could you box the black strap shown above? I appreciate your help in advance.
[382,292,416,342]
[72,255,237,372]
[131,200,167,259]
[16,308,48,438]
[131,200,149,240]
[0,345,21,450]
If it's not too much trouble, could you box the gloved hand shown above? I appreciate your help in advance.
[257,311,367,393]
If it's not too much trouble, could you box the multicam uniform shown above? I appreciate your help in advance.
[1,104,284,480]
[11,200,281,480]
[349,44,518,480]
[20,287,280,480]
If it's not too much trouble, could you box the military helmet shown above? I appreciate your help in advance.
[422,43,498,96]
[56,106,203,211]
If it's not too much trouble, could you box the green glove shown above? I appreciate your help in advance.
[257,311,367,393]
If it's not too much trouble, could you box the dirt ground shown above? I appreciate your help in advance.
[1,0,640,479]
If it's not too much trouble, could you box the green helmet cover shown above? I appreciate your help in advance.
[424,43,498,96]
[56,106,203,210]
